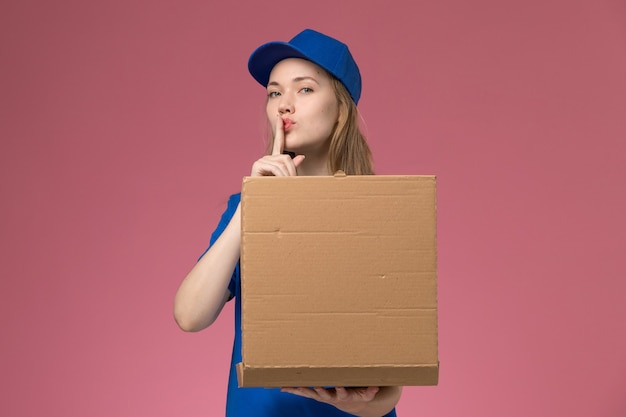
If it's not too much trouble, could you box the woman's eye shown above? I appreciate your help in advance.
[268,91,280,98]
[300,87,313,94]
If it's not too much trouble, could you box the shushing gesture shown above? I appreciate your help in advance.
[251,115,305,177]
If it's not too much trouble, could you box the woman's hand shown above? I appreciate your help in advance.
[280,386,402,417]
[251,115,305,177]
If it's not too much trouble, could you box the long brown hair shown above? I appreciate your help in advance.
[327,77,374,175]
[265,71,374,175]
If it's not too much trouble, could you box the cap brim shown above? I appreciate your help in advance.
[248,42,310,87]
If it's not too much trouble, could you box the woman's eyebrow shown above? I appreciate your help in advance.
[292,76,320,84]
[267,76,320,87]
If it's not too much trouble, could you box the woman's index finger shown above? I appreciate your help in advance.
[272,115,284,156]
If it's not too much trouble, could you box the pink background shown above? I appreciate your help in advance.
[1,0,625,416]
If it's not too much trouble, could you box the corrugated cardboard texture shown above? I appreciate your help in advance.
[239,175,438,387]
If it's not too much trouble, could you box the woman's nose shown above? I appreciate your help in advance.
[278,95,294,114]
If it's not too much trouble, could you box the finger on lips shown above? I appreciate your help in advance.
[250,114,303,177]
[272,114,284,156]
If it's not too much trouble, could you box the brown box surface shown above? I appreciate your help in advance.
[237,174,438,387]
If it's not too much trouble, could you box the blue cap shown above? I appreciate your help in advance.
[248,29,362,104]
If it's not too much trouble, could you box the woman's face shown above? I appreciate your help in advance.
[266,58,340,155]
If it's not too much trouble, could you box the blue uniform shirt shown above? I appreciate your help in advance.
[203,193,398,417]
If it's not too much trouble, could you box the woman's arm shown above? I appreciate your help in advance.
[174,123,304,332]
[173,203,241,332]
[281,386,403,417]
[174,118,304,331]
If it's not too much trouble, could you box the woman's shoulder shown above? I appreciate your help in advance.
[216,192,240,219]
[227,192,241,204]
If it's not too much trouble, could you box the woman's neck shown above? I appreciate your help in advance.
[296,150,332,176]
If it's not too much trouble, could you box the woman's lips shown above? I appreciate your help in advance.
[282,118,294,130]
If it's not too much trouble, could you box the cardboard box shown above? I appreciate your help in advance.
[237,174,438,388]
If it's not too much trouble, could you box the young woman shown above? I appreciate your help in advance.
[174,29,402,417]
